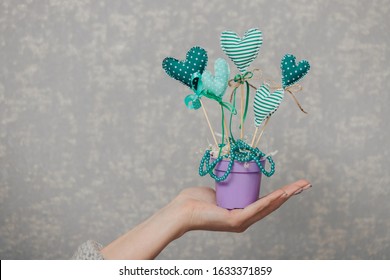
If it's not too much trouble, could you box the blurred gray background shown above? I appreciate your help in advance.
[1,0,389,259]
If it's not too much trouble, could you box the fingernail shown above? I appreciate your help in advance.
[293,184,312,195]
[293,188,303,195]
[302,183,312,190]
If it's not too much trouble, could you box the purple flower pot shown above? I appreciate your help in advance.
[214,159,265,209]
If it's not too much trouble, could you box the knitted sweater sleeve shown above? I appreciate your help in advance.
[71,240,105,260]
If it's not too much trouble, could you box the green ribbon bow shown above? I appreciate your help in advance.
[232,71,252,124]
[184,72,203,110]
[184,73,238,156]
[184,73,237,114]
[233,71,254,84]
[228,71,254,141]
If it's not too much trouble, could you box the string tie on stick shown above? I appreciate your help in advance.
[284,84,307,114]
[263,79,307,114]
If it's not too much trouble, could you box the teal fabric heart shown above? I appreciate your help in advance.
[220,28,263,73]
[162,46,208,88]
[201,58,230,97]
[281,54,310,89]
[253,83,284,126]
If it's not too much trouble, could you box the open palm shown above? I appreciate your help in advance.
[100,179,311,259]
[176,179,311,233]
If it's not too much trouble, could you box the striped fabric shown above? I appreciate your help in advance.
[253,83,284,126]
[220,28,262,73]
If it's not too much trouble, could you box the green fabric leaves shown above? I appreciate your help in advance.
[220,28,263,73]
[162,46,208,88]
[281,54,310,89]
[253,83,284,127]
[202,58,230,97]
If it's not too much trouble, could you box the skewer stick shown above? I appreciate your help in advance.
[254,117,271,147]
[240,84,245,139]
[200,99,218,148]
[250,126,259,147]
[224,117,230,152]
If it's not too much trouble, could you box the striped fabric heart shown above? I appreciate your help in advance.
[162,46,208,88]
[220,28,263,73]
[281,54,310,88]
[253,83,284,126]
[201,58,230,97]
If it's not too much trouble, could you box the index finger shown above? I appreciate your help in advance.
[243,179,311,215]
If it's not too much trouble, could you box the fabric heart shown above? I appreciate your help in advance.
[253,83,284,126]
[201,58,230,97]
[220,28,263,73]
[281,54,310,89]
[162,46,208,88]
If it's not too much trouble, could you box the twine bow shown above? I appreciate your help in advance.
[284,84,307,114]
[227,69,261,141]
[230,71,253,86]
[228,69,261,99]
[264,79,307,114]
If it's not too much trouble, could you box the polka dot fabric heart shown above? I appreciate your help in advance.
[201,58,230,97]
[220,28,263,73]
[281,54,310,89]
[162,46,208,88]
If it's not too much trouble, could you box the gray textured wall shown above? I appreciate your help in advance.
[1,0,389,259]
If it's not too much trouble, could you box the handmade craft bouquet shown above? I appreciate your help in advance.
[162,28,310,209]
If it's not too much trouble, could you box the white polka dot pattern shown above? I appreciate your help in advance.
[281,54,310,88]
[162,46,208,88]
[201,58,230,97]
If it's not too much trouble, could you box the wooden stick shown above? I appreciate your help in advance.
[254,117,270,147]
[240,84,245,139]
[200,99,218,148]
[224,117,230,152]
[250,126,259,147]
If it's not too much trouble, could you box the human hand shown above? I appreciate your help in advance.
[174,179,312,233]
[101,179,311,259]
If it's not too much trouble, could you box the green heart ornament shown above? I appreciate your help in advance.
[162,46,208,88]
[201,58,230,97]
[220,28,263,73]
[254,83,284,126]
[281,54,310,89]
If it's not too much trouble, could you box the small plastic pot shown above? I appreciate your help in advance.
[214,159,265,209]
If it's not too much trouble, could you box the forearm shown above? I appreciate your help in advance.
[100,200,188,260]
[99,180,310,259]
